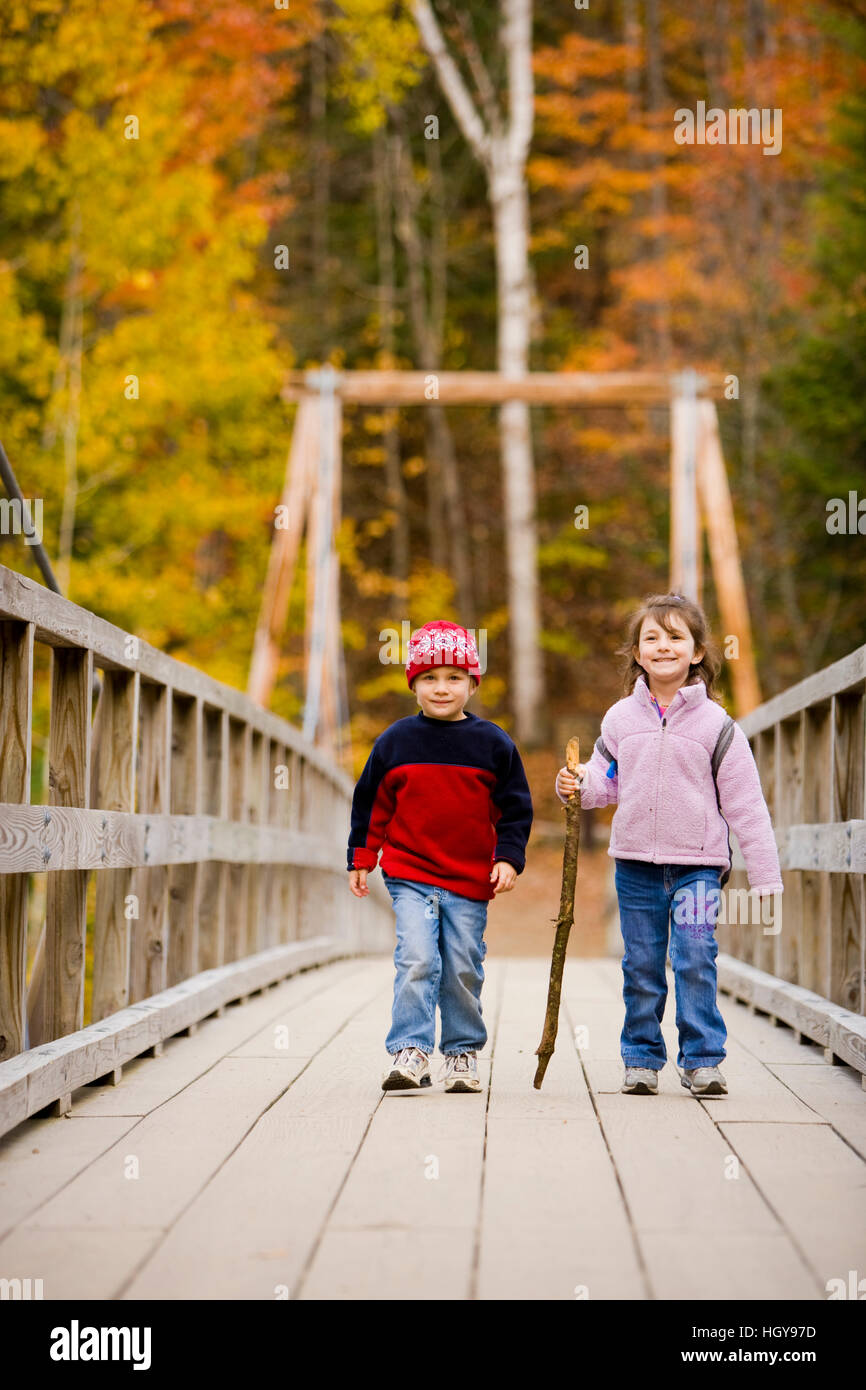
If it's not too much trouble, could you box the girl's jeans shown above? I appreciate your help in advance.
[382,873,488,1056]
[613,858,727,1071]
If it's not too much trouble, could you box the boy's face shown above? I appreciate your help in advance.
[634,612,704,687]
[412,666,476,720]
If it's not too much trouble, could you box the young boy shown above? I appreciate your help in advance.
[347,620,533,1094]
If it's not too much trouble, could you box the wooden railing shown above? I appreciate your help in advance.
[0,564,392,1130]
[718,641,866,1075]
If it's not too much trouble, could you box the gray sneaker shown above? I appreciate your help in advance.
[621,1067,659,1094]
[681,1066,727,1096]
[382,1047,432,1091]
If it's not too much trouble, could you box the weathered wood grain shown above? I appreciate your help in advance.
[0,619,33,1060]
[92,669,139,1022]
[43,646,92,1044]
[717,953,866,1074]
[0,563,354,798]
[0,937,350,1138]
[1,954,864,1300]
[167,694,203,986]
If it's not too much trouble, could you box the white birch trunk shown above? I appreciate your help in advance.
[413,0,545,743]
[491,164,542,742]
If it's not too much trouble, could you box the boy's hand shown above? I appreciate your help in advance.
[490,861,517,894]
[555,764,586,799]
[348,868,369,898]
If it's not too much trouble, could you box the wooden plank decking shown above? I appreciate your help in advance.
[0,953,864,1301]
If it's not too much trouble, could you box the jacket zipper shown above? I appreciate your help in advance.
[652,715,666,862]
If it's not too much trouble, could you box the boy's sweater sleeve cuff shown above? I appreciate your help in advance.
[348,847,378,871]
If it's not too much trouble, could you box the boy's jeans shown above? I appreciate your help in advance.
[382,873,488,1056]
[613,858,727,1071]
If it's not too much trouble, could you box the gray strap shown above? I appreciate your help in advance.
[711,715,736,832]
[595,735,614,763]
[711,715,735,780]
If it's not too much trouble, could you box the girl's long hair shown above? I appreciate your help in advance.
[615,592,724,701]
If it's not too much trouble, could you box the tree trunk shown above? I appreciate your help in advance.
[373,126,410,593]
[391,121,474,619]
[644,0,672,363]
[492,165,545,744]
[310,32,332,345]
[56,204,83,599]
[412,0,546,744]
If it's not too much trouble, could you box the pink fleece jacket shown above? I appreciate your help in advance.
[557,672,784,895]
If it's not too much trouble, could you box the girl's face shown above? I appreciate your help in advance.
[634,612,704,687]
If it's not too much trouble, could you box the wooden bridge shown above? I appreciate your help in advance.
[0,563,864,1300]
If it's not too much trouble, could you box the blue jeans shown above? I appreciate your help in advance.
[613,858,727,1070]
[382,874,488,1056]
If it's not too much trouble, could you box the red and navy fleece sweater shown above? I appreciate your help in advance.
[347,710,533,902]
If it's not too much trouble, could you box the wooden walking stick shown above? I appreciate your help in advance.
[533,737,582,1089]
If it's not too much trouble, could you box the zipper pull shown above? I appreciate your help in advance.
[662,717,666,727]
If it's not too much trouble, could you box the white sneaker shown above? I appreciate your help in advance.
[621,1067,659,1094]
[438,1051,481,1093]
[382,1047,431,1091]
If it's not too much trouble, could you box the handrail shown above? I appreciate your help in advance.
[720,639,866,1019]
[0,564,392,1078]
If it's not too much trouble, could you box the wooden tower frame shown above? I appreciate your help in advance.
[248,367,760,763]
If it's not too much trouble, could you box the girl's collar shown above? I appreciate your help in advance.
[634,671,707,710]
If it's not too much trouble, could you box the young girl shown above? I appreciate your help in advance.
[555,592,783,1097]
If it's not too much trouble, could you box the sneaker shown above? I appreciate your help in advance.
[382,1047,432,1091]
[621,1067,659,1094]
[681,1066,727,1096]
[438,1051,481,1093]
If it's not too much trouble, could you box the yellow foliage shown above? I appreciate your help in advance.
[331,0,426,135]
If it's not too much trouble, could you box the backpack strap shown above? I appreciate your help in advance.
[711,715,736,885]
[711,714,736,787]
[595,735,618,780]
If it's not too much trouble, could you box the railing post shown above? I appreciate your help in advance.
[297,757,317,939]
[776,712,804,987]
[92,669,140,1021]
[284,747,302,942]
[129,681,171,1002]
[43,646,93,1042]
[261,739,280,947]
[272,743,291,944]
[751,728,777,976]
[167,694,203,986]
[799,697,833,998]
[226,718,250,960]
[198,706,227,969]
[830,687,865,1010]
[0,619,34,1060]
[246,730,268,953]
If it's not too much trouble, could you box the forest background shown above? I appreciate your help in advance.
[1,0,864,779]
